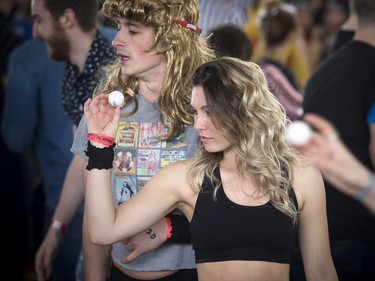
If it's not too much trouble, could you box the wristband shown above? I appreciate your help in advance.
[50,219,66,234]
[353,174,375,201]
[87,133,115,147]
[167,214,191,243]
[85,141,115,171]
[166,216,172,240]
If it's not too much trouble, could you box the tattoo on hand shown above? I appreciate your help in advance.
[146,228,156,239]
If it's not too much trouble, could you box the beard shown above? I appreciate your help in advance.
[46,22,70,61]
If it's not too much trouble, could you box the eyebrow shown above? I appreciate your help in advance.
[190,104,209,111]
[124,21,143,28]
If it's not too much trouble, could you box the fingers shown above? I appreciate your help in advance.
[90,93,107,113]
[34,260,45,281]
[303,113,338,141]
[123,241,134,251]
[289,116,325,158]
[35,251,50,281]
[88,93,105,104]
[99,95,110,112]
[296,114,338,152]
[45,264,52,281]
[113,104,121,125]
[86,93,122,114]
[120,249,140,264]
[296,114,344,169]
[120,241,136,264]
[85,92,122,137]
[83,98,92,117]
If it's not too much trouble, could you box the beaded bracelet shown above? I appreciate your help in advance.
[353,173,375,201]
[87,133,115,147]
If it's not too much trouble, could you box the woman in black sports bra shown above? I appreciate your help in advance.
[83,57,338,281]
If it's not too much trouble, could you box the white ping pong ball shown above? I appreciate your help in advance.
[108,90,124,107]
[286,121,312,146]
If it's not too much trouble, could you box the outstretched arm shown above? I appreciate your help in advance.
[294,113,375,215]
[34,155,85,281]
[120,214,191,264]
[84,94,186,245]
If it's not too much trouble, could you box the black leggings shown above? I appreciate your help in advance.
[107,265,198,281]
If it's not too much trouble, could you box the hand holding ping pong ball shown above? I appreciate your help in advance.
[286,121,312,146]
[108,90,124,107]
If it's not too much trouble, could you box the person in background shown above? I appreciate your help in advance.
[294,0,324,71]
[292,113,375,216]
[1,39,74,281]
[8,0,116,280]
[257,1,304,119]
[258,0,300,90]
[319,0,349,59]
[207,25,253,61]
[302,0,375,279]
[330,0,355,53]
[199,0,249,38]
[244,0,311,90]
[83,56,338,281]
[243,0,263,48]
[207,24,303,121]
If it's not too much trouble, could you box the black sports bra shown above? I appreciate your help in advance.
[190,168,298,264]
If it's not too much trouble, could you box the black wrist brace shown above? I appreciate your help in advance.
[85,141,115,171]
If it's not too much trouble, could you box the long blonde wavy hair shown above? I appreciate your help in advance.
[189,57,300,221]
[94,0,215,140]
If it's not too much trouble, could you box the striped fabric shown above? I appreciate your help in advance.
[199,0,250,37]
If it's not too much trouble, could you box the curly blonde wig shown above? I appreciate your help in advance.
[189,57,300,221]
[94,0,215,140]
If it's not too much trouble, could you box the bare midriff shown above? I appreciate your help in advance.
[196,260,290,281]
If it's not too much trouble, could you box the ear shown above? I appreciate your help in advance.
[59,8,76,29]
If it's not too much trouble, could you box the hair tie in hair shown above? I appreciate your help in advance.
[170,19,202,34]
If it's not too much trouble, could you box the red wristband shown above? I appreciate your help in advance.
[50,219,66,234]
[166,217,172,240]
[87,133,115,147]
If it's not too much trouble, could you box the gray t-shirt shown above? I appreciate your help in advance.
[72,93,198,271]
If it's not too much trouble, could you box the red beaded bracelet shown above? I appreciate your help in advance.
[87,133,115,147]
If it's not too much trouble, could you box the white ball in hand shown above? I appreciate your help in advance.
[108,90,124,107]
[286,121,312,146]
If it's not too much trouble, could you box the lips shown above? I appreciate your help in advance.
[117,52,130,63]
[118,55,129,64]
[200,136,211,142]
[117,51,128,57]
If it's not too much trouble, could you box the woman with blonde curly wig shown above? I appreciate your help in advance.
[83,57,338,281]
[72,0,215,280]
